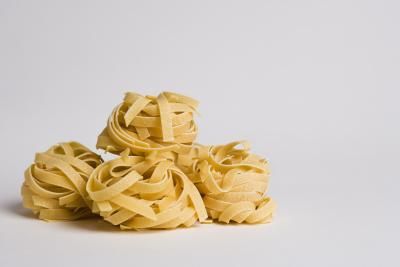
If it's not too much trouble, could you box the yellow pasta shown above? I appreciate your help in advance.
[96,91,198,156]
[21,91,276,229]
[21,142,102,221]
[86,150,207,230]
[178,141,276,224]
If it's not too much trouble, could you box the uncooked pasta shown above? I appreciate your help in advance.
[21,142,102,220]
[178,141,276,224]
[97,92,198,155]
[86,150,207,229]
[21,91,276,230]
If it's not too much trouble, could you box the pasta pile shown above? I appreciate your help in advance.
[178,142,275,224]
[86,150,207,230]
[21,142,102,220]
[97,92,198,155]
[21,91,276,230]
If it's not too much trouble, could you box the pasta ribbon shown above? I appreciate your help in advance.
[96,91,198,155]
[86,150,207,230]
[178,141,276,224]
[20,91,276,229]
[21,142,102,221]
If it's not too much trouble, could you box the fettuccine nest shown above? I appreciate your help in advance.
[21,142,102,220]
[86,150,207,230]
[178,141,276,224]
[97,92,198,155]
[21,91,276,230]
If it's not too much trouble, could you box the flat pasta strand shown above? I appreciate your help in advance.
[86,152,207,230]
[20,91,276,230]
[21,142,102,221]
[177,141,276,224]
[96,91,198,155]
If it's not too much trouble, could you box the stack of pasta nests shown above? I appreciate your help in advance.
[21,92,276,230]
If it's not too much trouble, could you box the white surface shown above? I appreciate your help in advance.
[1,0,399,266]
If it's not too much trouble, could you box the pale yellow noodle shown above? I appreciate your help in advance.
[96,91,198,155]
[86,150,207,230]
[21,91,277,228]
[21,142,102,221]
[177,141,276,224]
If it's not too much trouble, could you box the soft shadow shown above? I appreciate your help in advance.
[209,220,274,229]
[2,199,195,234]
[2,200,36,219]
[62,217,126,233]
[64,219,196,234]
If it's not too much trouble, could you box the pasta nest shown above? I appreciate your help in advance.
[86,150,208,230]
[97,91,198,155]
[21,142,102,220]
[178,141,276,224]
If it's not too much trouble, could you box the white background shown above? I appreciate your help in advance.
[1,0,399,266]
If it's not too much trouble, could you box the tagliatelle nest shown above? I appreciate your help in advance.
[178,141,276,224]
[86,150,208,230]
[21,142,103,220]
[21,91,277,229]
[96,91,198,155]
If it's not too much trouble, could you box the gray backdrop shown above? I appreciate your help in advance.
[1,0,399,266]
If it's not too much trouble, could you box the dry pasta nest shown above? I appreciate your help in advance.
[96,92,198,155]
[21,91,276,229]
[21,142,103,220]
[178,141,276,224]
[86,150,208,230]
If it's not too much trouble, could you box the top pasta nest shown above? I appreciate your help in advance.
[97,92,199,155]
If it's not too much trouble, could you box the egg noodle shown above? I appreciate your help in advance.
[178,141,276,223]
[22,142,102,220]
[86,149,207,230]
[97,92,198,155]
[21,91,276,230]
